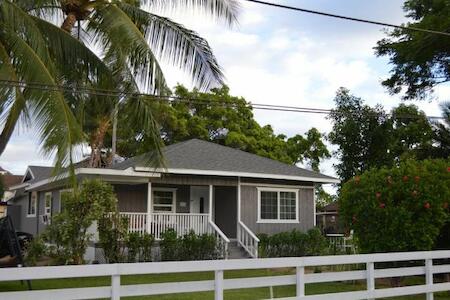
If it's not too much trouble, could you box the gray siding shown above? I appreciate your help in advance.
[115,184,147,213]
[240,185,315,235]
[9,193,38,236]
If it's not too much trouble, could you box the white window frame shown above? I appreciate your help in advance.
[257,187,299,224]
[44,192,52,216]
[27,191,37,217]
[152,188,177,213]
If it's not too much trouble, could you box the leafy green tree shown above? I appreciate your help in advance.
[0,0,239,169]
[44,179,117,264]
[117,85,330,169]
[339,159,450,253]
[375,0,450,100]
[328,88,394,183]
[328,88,436,184]
[432,102,450,158]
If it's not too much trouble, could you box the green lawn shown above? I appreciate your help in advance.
[0,268,449,299]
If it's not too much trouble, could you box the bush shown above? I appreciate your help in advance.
[98,212,128,263]
[44,179,118,264]
[259,228,328,258]
[126,232,155,262]
[160,229,220,261]
[339,159,450,253]
[24,237,46,266]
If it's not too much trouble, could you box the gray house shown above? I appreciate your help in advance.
[7,139,338,258]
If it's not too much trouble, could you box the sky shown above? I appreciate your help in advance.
[1,0,449,181]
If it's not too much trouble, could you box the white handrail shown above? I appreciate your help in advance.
[208,220,230,259]
[1,251,449,299]
[237,221,259,258]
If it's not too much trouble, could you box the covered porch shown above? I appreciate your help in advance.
[114,182,237,241]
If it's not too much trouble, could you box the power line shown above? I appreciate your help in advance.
[0,79,445,120]
[243,0,450,37]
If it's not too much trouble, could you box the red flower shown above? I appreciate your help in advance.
[424,202,431,209]
[402,176,409,182]
[379,203,386,209]
[443,202,449,209]
[376,192,382,199]
[411,190,418,197]
[447,166,450,172]
[414,176,420,183]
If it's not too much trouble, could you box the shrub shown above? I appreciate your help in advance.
[126,232,155,262]
[339,159,450,253]
[259,228,328,258]
[44,179,118,264]
[98,212,128,263]
[24,237,46,266]
[160,229,219,261]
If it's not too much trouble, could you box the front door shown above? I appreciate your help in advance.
[214,186,237,238]
[190,186,209,214]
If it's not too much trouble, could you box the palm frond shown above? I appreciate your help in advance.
[87,3,168,94]
[118,2,224,91]
[142,0,240,26]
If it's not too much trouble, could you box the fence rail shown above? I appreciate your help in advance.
[0,250,449,300]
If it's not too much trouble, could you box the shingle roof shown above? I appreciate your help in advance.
[2,175,23,188]
[113,139,338,183]
[27,166,54,184]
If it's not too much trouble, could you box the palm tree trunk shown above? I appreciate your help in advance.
[88,118,111,168]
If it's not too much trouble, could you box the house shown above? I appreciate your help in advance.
[7,139,339,258]
[0,168,23,217]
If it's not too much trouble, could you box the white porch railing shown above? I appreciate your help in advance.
[120,212,210,239]
[1,250,450,299]
[237,221,259,258]
[207,220,230,259]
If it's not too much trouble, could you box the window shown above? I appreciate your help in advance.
[258,188,298,223]
[27,192,37,217]
[153,189,176,213]
[44,192,52,215]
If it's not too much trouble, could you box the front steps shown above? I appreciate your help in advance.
[228,241,252,259]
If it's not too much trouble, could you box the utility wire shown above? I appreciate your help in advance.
[0,79,445,120]
[243,0,450,37]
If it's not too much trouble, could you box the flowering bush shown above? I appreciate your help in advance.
[339,159,450,253]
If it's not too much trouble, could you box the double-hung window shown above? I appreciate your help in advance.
[27,191,37,217]
[44,192,52,215]
[258,188,298,223]
[153,188,176,213]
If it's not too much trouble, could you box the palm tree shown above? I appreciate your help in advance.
[0,0,239,169]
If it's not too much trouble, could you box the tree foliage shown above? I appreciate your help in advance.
[339,159,450,253]
[43,179,117,264]
[375,0,450,100]
[328,88,435,184]
[118,85,331,169]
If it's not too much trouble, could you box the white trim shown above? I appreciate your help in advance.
[256,187,299,224]
[8,182,30,191]
[240,182,315,189]
[209,185,213,221]
[152,188,177,213]
[26,191,37,217]
[135,167,340,184]
[146,182,152,233]
[44,192,52,216]
[313,184,317,227]
[25,168,161,191]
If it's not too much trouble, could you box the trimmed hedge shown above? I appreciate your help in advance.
[258,228,328,258]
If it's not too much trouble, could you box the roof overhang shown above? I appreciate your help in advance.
[134,167,340,184]
[24,168,161,191]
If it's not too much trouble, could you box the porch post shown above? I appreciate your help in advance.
[237,177,241,242]
[209,185,213,221]
[146,182,152,234]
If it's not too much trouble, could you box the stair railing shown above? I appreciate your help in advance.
[207,220,230,259]
[237,221,260,258]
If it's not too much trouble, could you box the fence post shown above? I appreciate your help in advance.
[111,274,121,300]
[296,266,305,298]
[215,270,224,300]
[366,261,375,300]
[426,259,434,300]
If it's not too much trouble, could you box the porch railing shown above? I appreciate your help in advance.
[120,212,210,239]
[237,221,259,258]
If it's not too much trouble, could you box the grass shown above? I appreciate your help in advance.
[0,268,449,299]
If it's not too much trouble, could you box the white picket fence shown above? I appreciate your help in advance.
[0,250,450,300]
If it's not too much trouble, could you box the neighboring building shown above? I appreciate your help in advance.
[316,202,342,234]
[7,139,339,258]
[0,167,23,217]
[0,166,9,175]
